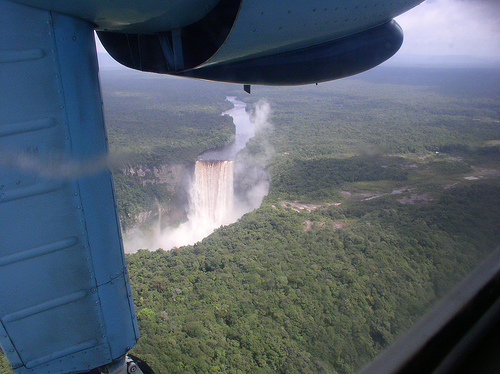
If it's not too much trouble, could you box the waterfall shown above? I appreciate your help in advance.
[123,97,271,252]
[190,160,234,225]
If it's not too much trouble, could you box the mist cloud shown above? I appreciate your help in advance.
[0,152,129,180]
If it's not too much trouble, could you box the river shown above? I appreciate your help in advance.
[199,96,256,161]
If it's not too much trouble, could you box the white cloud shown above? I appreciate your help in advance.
[396,0,500,57]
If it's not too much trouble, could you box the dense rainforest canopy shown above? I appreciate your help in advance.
[1,66,499,374]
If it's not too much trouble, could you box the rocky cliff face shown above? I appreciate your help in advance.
[118,163,192,229]
[122,163,187,189]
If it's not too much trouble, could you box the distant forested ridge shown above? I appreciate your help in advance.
[1,67,499,374]
[102,71,237,162]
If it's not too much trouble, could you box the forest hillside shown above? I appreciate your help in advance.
[113,66,500,373]
[1,66,499,374]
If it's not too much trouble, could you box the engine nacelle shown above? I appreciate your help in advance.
[98,0,416,85]
[176,21,403,85]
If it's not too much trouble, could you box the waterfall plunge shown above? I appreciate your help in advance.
[147,160,235,250]
[123,97,271,252]
[190,160,234,226]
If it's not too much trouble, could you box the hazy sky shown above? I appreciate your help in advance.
[396,0,500,59]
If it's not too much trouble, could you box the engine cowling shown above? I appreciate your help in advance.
[98,0,419,85]
[175,20,403,85]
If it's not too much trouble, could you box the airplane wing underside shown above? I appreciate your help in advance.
[0,1,138,373]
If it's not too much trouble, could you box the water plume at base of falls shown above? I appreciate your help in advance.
[126,159,253,251]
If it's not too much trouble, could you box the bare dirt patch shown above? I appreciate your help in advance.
[280,201,340,212]
[303,219,352,232]
[341,187,410,201]
[303,220,314,231]
[398,193,433,205]
[464,167,500,180]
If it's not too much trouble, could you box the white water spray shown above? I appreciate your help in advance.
[190,160,234,225]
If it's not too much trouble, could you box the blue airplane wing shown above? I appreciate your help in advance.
[0,1,139,373]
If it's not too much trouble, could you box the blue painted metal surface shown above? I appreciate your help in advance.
[11,0,221,33]
[0,1,139,373]
[176,20,405,85]
[200,0,419,66]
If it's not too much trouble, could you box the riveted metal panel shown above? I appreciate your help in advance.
[202,0,422,66]
[0,1,138,373]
